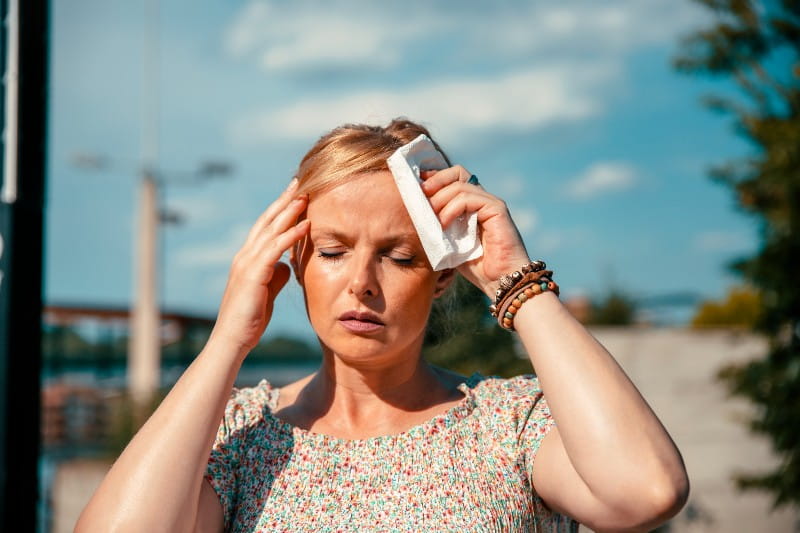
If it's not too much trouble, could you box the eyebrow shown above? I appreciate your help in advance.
[310,228,419,245]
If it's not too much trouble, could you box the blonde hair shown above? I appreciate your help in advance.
[295,118,451,197]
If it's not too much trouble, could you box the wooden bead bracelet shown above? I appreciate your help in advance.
[488,260,560,331]
[489,269,553,318]
[491,260,548,307]
[495,277,560,331]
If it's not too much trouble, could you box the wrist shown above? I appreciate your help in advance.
[204,330,252,364]
[513,290,561,322]
[480,256,533,299]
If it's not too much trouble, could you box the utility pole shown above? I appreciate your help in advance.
[71,0,232,410]
[129,0,162,408]
[0,0,49,528]
[129,172,160,406]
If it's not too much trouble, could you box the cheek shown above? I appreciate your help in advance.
[300,259,350,321]
[301,263,330,304]
[392,277,437,314]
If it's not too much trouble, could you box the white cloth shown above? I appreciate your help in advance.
[386,134,483,270]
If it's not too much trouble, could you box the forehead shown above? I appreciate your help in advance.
[306,171,416,235]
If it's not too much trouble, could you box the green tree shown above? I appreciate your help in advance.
[691,285,763,328]
[424,277,532,378]
[248,335,322,363]
[585,289,637,326]
[675,0,800,509]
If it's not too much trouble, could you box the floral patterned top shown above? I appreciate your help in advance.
[205,372,579,532]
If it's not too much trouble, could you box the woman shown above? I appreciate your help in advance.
[77,119,689,532]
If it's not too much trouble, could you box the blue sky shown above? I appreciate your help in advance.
[46,0,759,340]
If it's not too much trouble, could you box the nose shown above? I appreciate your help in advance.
[347,251,380,299]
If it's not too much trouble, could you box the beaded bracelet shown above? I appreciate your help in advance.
[491,260,548,307]
[488,260,560,331]
[496,277,560,331]
[489,269,553,318]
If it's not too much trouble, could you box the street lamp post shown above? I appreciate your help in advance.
[129,169,160,407]
[72,0,233,410]
[72,156,233,408]
[129,163,232,407]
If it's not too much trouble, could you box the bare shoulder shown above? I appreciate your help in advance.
[273,372,316,409]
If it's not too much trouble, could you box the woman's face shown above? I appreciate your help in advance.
[294,171,450,366]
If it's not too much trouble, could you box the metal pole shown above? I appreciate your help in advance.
[1,0,18,205]
[0,0,49,528]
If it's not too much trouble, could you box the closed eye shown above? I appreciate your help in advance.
[387,255,415,266]
[318,250,345,262]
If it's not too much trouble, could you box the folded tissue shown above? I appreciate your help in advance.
[386,134,483,271]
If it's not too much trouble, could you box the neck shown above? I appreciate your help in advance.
[302,344,449,431]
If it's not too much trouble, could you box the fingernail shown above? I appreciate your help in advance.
[289,177,299,188]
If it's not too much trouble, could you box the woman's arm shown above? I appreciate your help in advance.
[76,181,309,533]
[515,292,689,532]
[75,340,244,533]
[421,166,688,531]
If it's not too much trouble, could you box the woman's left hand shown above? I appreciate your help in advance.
[421,166,531,298]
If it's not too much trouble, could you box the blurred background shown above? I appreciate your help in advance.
[2,0,798,531]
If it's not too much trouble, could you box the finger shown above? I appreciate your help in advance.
[419,165,470,181]
[248,218,311,270]
[270,195,308,235]
[245,179,301,244]
[419,169,440,180]
[420,165,472,196]
[427,181,494,214]
[437,192,504,229]
[244,194,308,250]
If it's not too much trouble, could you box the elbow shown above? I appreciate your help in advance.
[590,469,690,533]
[647,471,690,525]
[627,471,691,532]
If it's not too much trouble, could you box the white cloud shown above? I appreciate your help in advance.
[484,2,706,56]
[563,161,638,200]
[223,1,430,72]
[221,0,709,149]
[229,63,614,144]
[692,231,752,253]
[223,1,708,74]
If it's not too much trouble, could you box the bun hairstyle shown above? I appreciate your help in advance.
[295,118,451,197]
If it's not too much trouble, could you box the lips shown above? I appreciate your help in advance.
[338,310,385,333]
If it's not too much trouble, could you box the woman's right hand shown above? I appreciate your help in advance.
[208,178,310,355]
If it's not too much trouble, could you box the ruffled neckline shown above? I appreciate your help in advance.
[259,372,485,446]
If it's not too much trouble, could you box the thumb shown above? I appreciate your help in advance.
[267,262,292,296]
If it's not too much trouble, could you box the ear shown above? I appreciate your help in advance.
[433,268,456,298]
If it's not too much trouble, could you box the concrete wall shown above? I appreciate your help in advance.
[579,327,797,532]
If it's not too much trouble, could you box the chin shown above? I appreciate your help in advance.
[317,330,422,368]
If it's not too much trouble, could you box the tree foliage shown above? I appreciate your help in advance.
[691,285,763,328]
[423,277,532,378]
[675,0,800,509]
[585,289,637,326]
